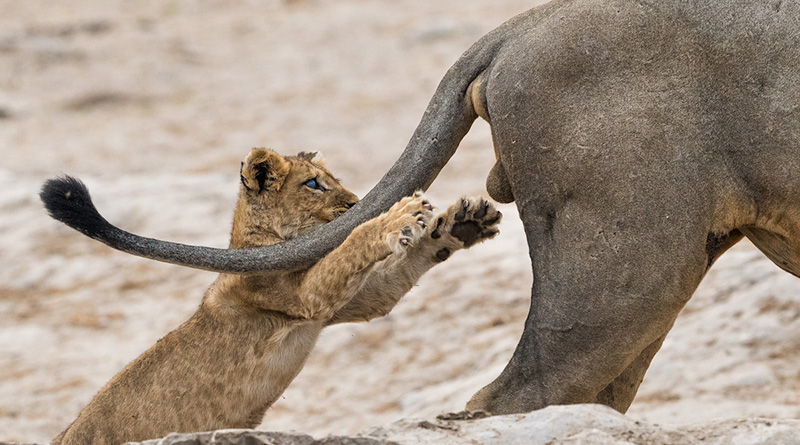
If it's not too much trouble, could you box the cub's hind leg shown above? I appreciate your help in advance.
[327,197,502,325]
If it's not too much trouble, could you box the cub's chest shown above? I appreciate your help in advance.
[245,321,323,391]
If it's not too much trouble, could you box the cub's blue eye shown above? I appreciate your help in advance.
[303,178,324,191]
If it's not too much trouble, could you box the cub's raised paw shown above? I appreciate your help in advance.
[382,191,435,253]
[432,197,502,248]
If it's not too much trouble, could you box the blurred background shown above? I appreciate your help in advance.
[1,1,799,442]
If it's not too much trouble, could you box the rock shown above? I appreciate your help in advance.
[126,404,800,445]
[130,430,386,445]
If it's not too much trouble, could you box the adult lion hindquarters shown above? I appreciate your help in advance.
[467,0,800,414]
[41,0,800,416]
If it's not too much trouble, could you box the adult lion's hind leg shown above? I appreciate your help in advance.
[592,333,668,412]
[467,194,714,415]
[592,230,746,412]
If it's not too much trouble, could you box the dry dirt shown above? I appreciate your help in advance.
[2,1,799,443]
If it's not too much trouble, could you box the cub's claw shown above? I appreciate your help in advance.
[383,192,435,252]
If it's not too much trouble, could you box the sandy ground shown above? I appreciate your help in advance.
[1,1,799,443]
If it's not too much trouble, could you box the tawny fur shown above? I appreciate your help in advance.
[53,148,501,445]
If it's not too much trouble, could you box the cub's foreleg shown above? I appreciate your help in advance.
[327,197,502,325]
[298,192,434,321]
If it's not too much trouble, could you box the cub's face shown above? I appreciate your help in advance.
[239,148,359,240]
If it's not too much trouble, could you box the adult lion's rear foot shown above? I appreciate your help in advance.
[433,197,502,249]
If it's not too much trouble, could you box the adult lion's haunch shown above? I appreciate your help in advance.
[42,0,800,415]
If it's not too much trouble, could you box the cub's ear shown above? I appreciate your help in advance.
[297,151,326,167]
[240,148,290,193]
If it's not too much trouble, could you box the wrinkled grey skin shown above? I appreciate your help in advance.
[42,0,800,415]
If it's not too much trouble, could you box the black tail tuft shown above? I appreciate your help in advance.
[40,176,110,238]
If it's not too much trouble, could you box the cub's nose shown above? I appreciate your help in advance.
[346,201,357,209]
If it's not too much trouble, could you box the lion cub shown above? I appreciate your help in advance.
[53,148,502,445]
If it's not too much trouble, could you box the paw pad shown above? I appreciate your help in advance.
[442,197,502,248]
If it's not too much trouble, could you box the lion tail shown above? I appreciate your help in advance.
[38,32,506,274]
[41,177,113,242]
[39,176,257,272]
